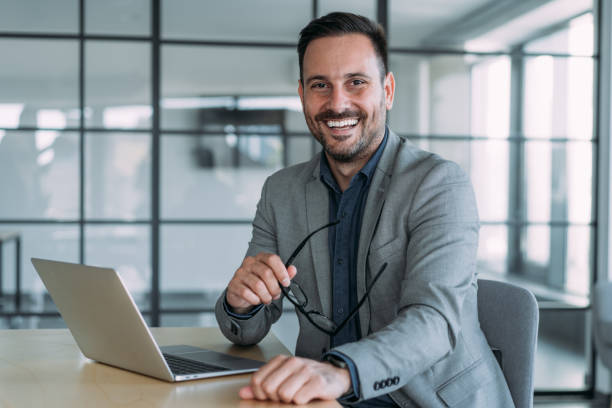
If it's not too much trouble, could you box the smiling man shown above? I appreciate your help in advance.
[215,12,514,407]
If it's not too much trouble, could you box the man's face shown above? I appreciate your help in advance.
[298,33,395,163]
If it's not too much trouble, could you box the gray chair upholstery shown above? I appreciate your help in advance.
[593,282,612,374]
[477,279,539,408]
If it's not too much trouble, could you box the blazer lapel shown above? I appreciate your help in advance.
[305,166,333,318]
[356,131,401,336]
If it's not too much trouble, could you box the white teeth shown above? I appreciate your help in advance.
[326,118,358,128]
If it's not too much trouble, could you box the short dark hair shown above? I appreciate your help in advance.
[297,12,388,83]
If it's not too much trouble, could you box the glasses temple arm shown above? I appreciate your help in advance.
[284,219,340,267]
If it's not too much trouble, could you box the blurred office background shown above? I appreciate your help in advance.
[0,0,609,403]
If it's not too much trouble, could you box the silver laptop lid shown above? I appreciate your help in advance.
[32,258,174,382]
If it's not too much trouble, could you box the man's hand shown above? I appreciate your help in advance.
[239,355,351,405]
[226,253,297,314]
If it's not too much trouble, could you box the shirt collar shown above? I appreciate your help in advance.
[319,126,389,192]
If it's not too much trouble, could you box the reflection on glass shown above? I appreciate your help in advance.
[0,0,78,33]
[470,141,509,222]
[413,139,509,222]
[477,224,508,276]
[470,56,510,138]
[389,54,471,136]
[524,225,550,272]
[0,40,79,129]
[161,135,279,219]
[86,0,151,36]
[160,225,251,307]
[523,56,593,139]
[524,12,594,56]
[463,0,593,53]
[566,227,592,297]
[160,313,217,327]
[318,0,375,20]
[536,309,589,390]
[237,136,282,168]
[522,226,592,297]
[85,41,151,129]
[85,225,150,300]
[0,131,79,219]
[524,141,593,223]
[161,0,309,41]
[85,133,151,220]
[0,224,79,298]
[287,137,315,166]
[161,45,297,130]
[390,0,499,49]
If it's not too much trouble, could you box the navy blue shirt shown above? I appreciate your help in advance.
[320,129,397,407]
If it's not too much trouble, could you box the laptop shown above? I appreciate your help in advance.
[31,257,265,382]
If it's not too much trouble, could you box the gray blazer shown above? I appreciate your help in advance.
[215,130,514,407]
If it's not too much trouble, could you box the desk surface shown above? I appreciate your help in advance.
[0,327,340,408]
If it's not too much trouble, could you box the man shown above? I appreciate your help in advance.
[215,12,514,407]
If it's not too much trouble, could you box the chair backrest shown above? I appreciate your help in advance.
[592,282,612,368]
[477,279,539,408]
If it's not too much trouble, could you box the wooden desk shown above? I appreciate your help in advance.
[0,327,340,408]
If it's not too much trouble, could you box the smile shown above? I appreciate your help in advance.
[325,118,359,129]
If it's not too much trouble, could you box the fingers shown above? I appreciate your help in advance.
[241,356,349,404]
[250,355,291,401]
[238,385,254,400]
[276,364,313,403]
[287,265,297,280]
[254,253,291,287]
[226,253,296,310]
[292,377,322,405]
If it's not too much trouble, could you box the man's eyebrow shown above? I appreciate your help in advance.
[305,72,372,83]
[345,72,371,79]
[305,75,327,84]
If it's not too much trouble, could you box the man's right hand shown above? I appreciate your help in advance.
[226,253,297,315]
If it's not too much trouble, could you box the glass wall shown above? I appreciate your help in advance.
[0,0,599,394]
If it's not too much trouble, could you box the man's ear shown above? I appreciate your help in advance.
[384,72,395,110]
[298,79,304,106]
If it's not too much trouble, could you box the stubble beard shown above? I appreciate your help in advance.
[305,98,387,163]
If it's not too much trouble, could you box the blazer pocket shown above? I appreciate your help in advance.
[435,358,494,407]
[368,238,404,269]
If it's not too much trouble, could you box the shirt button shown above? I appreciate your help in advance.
[337,258,343,265]
[337,307,344,315]
[341,211,347,218]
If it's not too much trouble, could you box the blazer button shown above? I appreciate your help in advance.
[373,381,379,390]
[393,376,399,385]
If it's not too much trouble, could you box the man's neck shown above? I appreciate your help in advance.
[325,134,384,192]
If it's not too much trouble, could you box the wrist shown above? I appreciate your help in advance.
[336,366,352,395]
[229,304,255,314]
[224,294,256,314]
[324,355,352,395]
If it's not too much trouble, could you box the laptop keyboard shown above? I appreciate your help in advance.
[163,353,229,375]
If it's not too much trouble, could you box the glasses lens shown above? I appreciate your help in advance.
[307,311,337,331]
[287,282,307,307]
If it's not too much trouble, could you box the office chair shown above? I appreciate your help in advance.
[477,279,539,408]
[592,282,612,383]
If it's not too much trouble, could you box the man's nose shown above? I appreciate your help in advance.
[327,86,351,112]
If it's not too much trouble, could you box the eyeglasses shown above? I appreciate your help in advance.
[279,220,389,336]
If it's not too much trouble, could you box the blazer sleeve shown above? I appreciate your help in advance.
[332,160,480,401]
[215,177,285,346]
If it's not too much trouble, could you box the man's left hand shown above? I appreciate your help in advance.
[239,355,351,404]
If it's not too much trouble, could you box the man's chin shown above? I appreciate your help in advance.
[324,146,360,163]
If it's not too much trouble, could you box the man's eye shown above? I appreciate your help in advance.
[351,79,365,86]
[311,83,327,89]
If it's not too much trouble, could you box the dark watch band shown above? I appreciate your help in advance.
[324,354,349,369]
